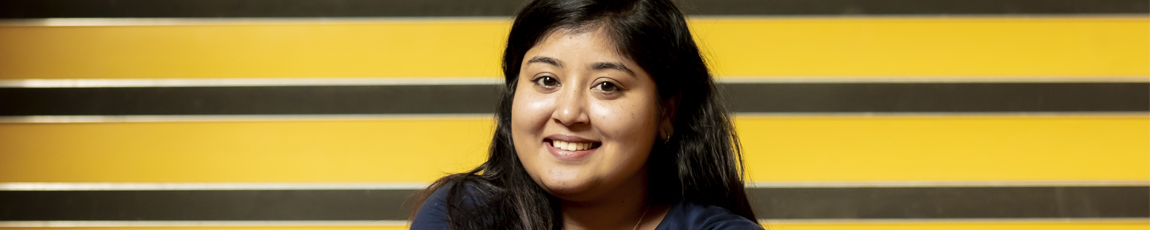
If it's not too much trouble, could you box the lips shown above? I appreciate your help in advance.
[544,134,601,160]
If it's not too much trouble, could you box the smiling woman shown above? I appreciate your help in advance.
[513,28,663,200]
[409,0,759,229]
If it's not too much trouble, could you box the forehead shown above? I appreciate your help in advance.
[526,27,628,63]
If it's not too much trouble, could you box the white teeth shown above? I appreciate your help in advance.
[554,140,567,151]
[552,140,594,151]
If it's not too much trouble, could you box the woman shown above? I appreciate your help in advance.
[411,0,759,229]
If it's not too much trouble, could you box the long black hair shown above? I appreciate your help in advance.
[414,0,755,229]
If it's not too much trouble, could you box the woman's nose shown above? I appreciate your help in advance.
[551,86,590,126]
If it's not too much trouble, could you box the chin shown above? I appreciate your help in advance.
[535,166,599,198]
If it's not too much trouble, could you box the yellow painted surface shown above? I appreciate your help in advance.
[736,116,1150,182]
[0,227,406,230]
[1,17,1146,79]
[0,119,495,183]
[0,20,512,79]
[693,17,1150,78]
[1,116,1145,182]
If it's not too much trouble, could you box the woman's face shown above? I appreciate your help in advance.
[511,27,664,201]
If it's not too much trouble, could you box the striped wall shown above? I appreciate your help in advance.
[1,0,1148,229]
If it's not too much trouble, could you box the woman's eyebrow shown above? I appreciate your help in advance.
[527,56,563,68]
[591,62,635,77]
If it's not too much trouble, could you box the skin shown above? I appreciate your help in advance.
[510,26,674,230]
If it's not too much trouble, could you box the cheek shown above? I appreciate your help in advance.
[591,99,659,149]
[510,85,554,147]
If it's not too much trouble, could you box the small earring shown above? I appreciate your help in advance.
[662,130,673,143]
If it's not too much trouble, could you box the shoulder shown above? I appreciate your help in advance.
[410,181,492,230]
[656,201,763,230]
[410,183,454,230]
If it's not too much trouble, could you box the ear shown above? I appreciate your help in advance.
[659,93,681,139]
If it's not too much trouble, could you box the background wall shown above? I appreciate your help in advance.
[0,0,1147,229]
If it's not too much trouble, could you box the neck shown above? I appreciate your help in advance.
[559,171,649,230]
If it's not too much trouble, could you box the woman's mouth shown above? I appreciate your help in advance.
[544,137,601,160]
[549,139,600,151]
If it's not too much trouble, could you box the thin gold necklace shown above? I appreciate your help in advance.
[632,201,651,230]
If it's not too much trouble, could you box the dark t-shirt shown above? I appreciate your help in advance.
[411,184,763,230]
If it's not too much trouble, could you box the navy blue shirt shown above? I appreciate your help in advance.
[411,185,762,230]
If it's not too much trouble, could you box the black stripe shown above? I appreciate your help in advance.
[0,85,504,115]
[0,83,1145,116]
[749,187,1150,219]
[676,0,1150,16]
[0,190,414,220]
[0,0,1145,18]
[721,82,1150,113]
[1,186,1145,220]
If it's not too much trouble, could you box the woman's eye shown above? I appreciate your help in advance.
[533,76,560,88]
[592,81,620,92]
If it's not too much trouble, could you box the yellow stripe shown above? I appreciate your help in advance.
[0,116,1145,182]
[0,119,493,182]
[694,17,1150,78]
[0,17,1145,79]
[737,116,1150,182]
[0,227,406,230]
